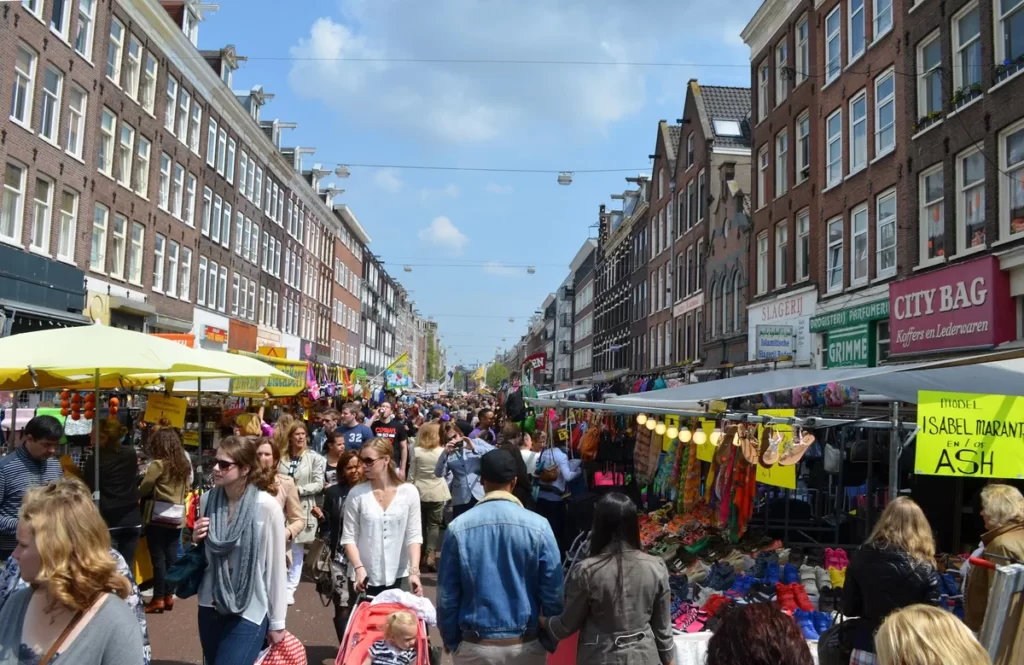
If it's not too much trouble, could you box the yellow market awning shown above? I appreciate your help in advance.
[226,350,307,397]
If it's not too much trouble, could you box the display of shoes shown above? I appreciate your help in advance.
[782,563,800,585]
[824,547,838,570]
[701,593,733,617]
[707,562,737,591]
[813,611,834,634]
[790,583,815,611]
[725,574,757,599]
[828,567,846,588]
[834,548,849,569]
[775,582,798,613]
[670,574,691,603]
[793,609,820,640]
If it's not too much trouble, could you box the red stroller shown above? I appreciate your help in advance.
[335,596,431,665]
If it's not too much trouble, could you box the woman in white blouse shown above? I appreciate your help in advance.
[341,438,424,597]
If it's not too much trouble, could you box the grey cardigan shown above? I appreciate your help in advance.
[550,549,674,665]
[0,588,144,665]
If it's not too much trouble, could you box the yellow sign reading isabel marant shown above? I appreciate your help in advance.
[916,390,1024,479]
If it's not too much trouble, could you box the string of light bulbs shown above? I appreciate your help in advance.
[635,413,728,446]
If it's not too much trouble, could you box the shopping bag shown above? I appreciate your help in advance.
[254,631,306,665]
[133,535,153,586]
[547,631,578,665]
[166,542,206,599]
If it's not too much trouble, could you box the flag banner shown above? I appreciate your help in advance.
[385,353,412,388]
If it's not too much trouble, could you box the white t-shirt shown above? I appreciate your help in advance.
[521,449,538,476]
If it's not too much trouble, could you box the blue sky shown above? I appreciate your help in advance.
[199,0,760,366]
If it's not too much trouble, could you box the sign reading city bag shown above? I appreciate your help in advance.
[916,390,1024,479]
[889,256,1014,356]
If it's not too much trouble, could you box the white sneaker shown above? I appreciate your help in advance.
[287,593,295,606]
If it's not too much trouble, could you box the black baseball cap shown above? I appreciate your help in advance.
[480,449,518,484]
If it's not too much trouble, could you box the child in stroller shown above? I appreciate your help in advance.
[363,611,417,665]
[336,596,432,665]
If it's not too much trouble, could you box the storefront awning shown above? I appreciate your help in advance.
[0,300,90,327]
[849,356,1024,403]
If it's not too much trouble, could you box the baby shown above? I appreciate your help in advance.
[363,610,417,665]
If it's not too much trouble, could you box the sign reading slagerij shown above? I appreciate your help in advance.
[916,390,1024,479]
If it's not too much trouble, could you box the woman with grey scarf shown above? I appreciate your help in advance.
[193,436,288,665]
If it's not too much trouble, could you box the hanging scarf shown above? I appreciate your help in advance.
[206,484,260,615]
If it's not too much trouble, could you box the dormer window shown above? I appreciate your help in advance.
[183,9,198,45]
[221,64,232,87]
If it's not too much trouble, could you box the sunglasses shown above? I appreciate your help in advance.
[360,456,384,467]
[212,459,238,470]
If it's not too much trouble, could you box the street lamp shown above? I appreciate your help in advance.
[557,172,573,185]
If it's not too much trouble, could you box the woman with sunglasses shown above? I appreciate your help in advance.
[279,420,326,605]
[341,438,424,598]
[192,436,288,665]
[323,450,365,641]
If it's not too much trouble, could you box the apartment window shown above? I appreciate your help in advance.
[827,218,844,292]
[247,162,256,201]
[261,231,269,270]
[758,61,770,122]
[206,119,217,166]
[184,174,197,227]
[30,178,52,253]
[696,238,704,291]
[775,222,788,288]
[158,154,170,210]
[172,164,184,218]
[206,261,218,306]
[796,209,810,281]
[758,146,769,207]
[920,165,945,262]
[775,129,788,196]
[98,109,116,176]
[50,0,72,39]
[850,91,867,172]
[117,124,134,188]
[776,39,788,105]
[756,232,768,295]
[177,89,190,144]
[164,77,178,133]
[996,0,1024,66]
[796,14,809,85]
[235,214,244,256]
[53,189,76,262]
[792,112,810,186]
[216,129,227,175]
[918,33,943,120]
[37,68,65,146]
[222,204,233,248]
[874,0,893,38]
[849,0,865,61]
[110,215,127,279]
[825,6,842,83]
[957,147,986,250]
[238,152,249,193]
[685,246,694,295]
[153,234,165,292]
[140,53,157,113]
[127,222,144,285]
[225,139,236,183]
[167,242,179,297]
[219,267,228,311]
[826,109,843,186]
[250,224,259,264]
[11,45,37,127]
[197,257,207,305]
[851,205,869,284]
[952,5,982,92]
[75,0,96,58]
[134,137,150,197]
[686,180,695,228]
[686,134,694,167]
[200,187,213,237]
[697,170,706,222]
[189,104,202,154]
[876,190,897,278]
[90,204,108,272]
[125,37,142,100]
[1000,121,1024,239]
[875,70,896,156]
[210,196,222,242]
[61,85,87,159]
[247,281,255,320]
[107,18,124,84]
[232,274,240,316]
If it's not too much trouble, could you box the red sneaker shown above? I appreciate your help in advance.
[775,583,797,613]
[791,583,815,611]
[701,594,733,617]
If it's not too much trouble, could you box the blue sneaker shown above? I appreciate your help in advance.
[725,575,756,598]
[814,611,833,634]
[707,563,737,591]
[793,609,820,640]
[765,559,780,585]
[782,563,800,585]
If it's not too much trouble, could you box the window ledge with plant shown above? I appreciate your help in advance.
[951,83,983,112]
[995,55,1024,85]
[912,112,943,136]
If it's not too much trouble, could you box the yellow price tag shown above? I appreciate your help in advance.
[916,391,1024,478]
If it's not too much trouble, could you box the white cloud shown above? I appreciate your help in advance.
[288,1,759,145]
[485,182,513,195]
[418,216,468,254]
[419,184,460,203]
[483,262,524,277]
[373,168,403,193]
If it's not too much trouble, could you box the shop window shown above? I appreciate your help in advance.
[876,320,890,363]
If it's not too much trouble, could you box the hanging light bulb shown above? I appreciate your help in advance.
[710,425,723,446]
[646,418,657,431]
[679,426,692,442]
[636,414,648,426]
[655,422,667,436]
[667,425,679,439]
[693,428,707,445]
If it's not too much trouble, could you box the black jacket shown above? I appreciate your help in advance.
[324,482,353,557]
[498,442,536,512]
[82,444,142,529]
[841,543,940,651]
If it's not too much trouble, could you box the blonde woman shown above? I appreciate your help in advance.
[342,438,423,597]
[841,497,940,660]
[0,478,144,665]
[965,483,1024,658]
[876,604,991,665]
[408,422,450,572]
[278,420,326,605]
[193,436,288,664]
[255,438,305,560]
[82,418,143,569]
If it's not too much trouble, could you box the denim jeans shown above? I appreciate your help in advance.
[452,498,477,519]
[145,524,181,598]
[198,606,268,665]
[109,526,142,571]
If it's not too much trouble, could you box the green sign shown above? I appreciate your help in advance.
[826,324,872,368]
[809,299,889,333]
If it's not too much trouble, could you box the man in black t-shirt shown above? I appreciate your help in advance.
[368,401,409,479]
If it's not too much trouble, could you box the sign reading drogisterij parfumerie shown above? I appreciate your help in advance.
[916,390,1024,479]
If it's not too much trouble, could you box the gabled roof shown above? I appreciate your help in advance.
[697,85,752,151]
[658,121,682,171]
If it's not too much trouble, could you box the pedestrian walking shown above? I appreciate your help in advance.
[0,415,63,562]
[279,420,326,605]
[408,422,450,573]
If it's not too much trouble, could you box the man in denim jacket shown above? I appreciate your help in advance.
[437,449,564,665]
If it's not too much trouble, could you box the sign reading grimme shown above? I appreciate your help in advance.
[916,390,1024,479]
[888,256,1013,356]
